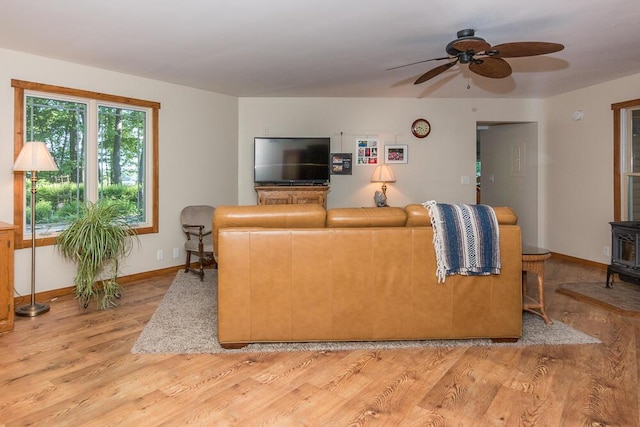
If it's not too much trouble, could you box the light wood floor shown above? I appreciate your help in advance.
[1,258,638,426]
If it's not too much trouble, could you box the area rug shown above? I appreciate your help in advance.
[557,281,640,318]
[131,270,600,355]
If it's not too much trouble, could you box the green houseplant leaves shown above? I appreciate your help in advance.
[56,200,138,309]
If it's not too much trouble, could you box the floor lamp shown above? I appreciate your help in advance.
[13,141,59,317]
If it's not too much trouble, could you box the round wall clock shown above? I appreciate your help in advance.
[411,118,431,138]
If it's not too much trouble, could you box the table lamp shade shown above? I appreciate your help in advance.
[371,165,396,183]
[14,141,58,172]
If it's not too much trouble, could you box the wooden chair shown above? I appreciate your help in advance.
[180,205,216,280]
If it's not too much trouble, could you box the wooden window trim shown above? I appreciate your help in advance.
[612,98,640,221]
[12,79,160,249]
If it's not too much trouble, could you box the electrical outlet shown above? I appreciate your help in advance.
[603,246,610,257]
[157,249,163,261]
[263,126,269,135]
[461,175,470,184]
[173,247,180,258]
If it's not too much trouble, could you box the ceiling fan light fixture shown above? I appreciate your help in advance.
[459,52,475,64]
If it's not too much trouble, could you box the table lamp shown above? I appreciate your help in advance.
[371,165,396,207]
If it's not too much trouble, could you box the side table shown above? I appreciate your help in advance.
[522,246,552,324]
[0,222,16,333]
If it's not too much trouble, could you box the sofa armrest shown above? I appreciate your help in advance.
[405,204,431,226]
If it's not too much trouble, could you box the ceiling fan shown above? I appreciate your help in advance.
[388,29,564,85]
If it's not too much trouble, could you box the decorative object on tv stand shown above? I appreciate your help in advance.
[371,165,396,207]
[13,141,59,317]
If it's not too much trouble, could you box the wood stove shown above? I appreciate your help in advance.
[607,221,640,287]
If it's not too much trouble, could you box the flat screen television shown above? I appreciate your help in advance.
[254,137,330,185]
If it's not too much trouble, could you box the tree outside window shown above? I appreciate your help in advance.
[97,105,148,224]
[24,96,86,234]
[12,80,160,248]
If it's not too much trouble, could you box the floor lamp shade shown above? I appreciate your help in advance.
[14,141,58,317]
[13,141,59,171]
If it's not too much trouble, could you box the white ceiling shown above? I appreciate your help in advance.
[1,0,639,98]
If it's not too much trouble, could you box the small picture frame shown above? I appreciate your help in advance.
[384,144,408,164]
[330,153,353,175]
[355,138,379,165]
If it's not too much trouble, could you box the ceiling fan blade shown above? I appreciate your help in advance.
[490,42,564,58]
[414,61,457,85]
[386,56,452,71]
[452,39,491,53]
[469,57,512,78]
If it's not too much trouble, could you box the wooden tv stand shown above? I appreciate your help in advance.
[255,185,329,208]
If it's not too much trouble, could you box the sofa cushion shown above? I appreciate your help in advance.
[404,203,518,226]
[326,207,407,227]
[212,204,327,259]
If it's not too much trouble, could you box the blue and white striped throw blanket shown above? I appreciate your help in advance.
[423,201,501,283]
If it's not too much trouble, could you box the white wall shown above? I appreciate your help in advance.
[238,97,544,209]
[0,48,239,297]
[543,72,640,263]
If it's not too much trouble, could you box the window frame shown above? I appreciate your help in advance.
[613,98,640,221]
[12,79,160,249]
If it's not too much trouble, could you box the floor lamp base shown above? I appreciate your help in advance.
[15,302,50,317]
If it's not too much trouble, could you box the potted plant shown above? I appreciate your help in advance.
[56,200,138,309]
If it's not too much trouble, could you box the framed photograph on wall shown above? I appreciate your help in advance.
[384,144,408,164]
[330,153,352,175]
[356,137,379,165]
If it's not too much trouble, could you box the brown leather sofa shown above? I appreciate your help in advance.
[213,204,522,348]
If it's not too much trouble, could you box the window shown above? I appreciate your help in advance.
[613,98,640,221]
[12,80,160,248]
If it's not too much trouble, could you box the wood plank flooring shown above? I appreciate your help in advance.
[1,258,638,426]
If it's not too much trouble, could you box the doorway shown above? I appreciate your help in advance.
[477,122,539,246]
